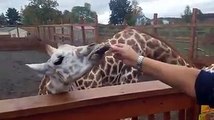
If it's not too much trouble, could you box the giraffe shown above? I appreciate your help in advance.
[27,28,194,95]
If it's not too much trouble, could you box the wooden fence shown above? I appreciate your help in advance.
[0,81,199,120]
[37,15,99,46]
[149,8,214,67]
[96,8,214,67]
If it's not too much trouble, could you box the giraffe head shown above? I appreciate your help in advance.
[27,43,110,94]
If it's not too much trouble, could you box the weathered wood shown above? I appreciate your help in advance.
[189,8,197,61]
[0,81,198,120]
[178,109,185,120]
[163,112,170,120]
[153,13,158,35]
[70,26,74,44]
[148,114,155,120]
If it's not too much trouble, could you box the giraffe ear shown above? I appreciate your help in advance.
[26,63,48,74]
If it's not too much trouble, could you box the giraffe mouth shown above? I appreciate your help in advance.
[89,43,110,59]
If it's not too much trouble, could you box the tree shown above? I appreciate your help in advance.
[126,0,144,25]
[109,0,132,25]
[70,3,97,23]
[22,0,61,25]
[0,13,7,26]
[62,10,71,23]
[5,8,21,25]
[181,5,192,23]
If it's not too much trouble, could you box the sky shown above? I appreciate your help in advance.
[0,0,214,24]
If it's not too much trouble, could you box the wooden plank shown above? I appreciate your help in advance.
[163,112,170,120]
[0,81,195,119]
[6,93,195,120]
[178,109,185,120]
[153,13,158,35]
[148,114,155,120]
[189,8,197,61]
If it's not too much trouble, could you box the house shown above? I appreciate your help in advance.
[0,27,28,38]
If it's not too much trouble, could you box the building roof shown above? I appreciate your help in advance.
[0,27,16,32]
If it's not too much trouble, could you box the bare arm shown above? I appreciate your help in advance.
[142,57,200,97]
[111,44,200,97]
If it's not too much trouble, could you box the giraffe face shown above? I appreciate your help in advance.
[27,43,110,94]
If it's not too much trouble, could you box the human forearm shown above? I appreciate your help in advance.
[110,44,201,97]
[141,57,200,97]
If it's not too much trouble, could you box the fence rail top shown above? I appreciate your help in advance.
[39,23,97,27]
[0,81,181,119]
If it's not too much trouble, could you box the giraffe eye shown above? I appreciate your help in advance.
[53,55,64,65]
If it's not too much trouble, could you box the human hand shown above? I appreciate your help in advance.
[111,43,138,67]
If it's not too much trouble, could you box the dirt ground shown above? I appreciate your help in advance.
[0,50,49,100]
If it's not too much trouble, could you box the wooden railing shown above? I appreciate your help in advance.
[0,81,199,120]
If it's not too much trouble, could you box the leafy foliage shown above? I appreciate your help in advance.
[181,5,192,23]
[5,8,21,25]
[70,3,97,23]
[109,0,132,25]
[22,0,61,25]
[127,0,144,25]
[0,13,7,26]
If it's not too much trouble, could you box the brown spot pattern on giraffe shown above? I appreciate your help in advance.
[110,39,117,45]
[147,40,159,49]
[89,73,94,79]
[123,30,133,39]
[157,54,170,63]
[112,65,118,74]
[106,57,114,64]
[114,33,121,39]
[118,38,125,44]
[153,47,165,58]
[134,33,141,40]
[127,39,135,45]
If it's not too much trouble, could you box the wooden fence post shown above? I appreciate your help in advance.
[80,16,86,45]
[16,25,20,38]
[61,26,64,42]
[37,26,40,39]
[94,14,99,43]
[70,25,74,44]
[53,26,56,42]
[43,26,45,41]
[153,13,158,36]
[48,26,51,40]
[189,8,197,61]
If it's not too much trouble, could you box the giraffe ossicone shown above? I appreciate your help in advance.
[26,43,110,94]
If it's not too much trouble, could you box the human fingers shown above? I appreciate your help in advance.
[114,43,126,48]
[111,44,123,52]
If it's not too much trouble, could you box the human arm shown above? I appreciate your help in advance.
[111,43,200,97]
